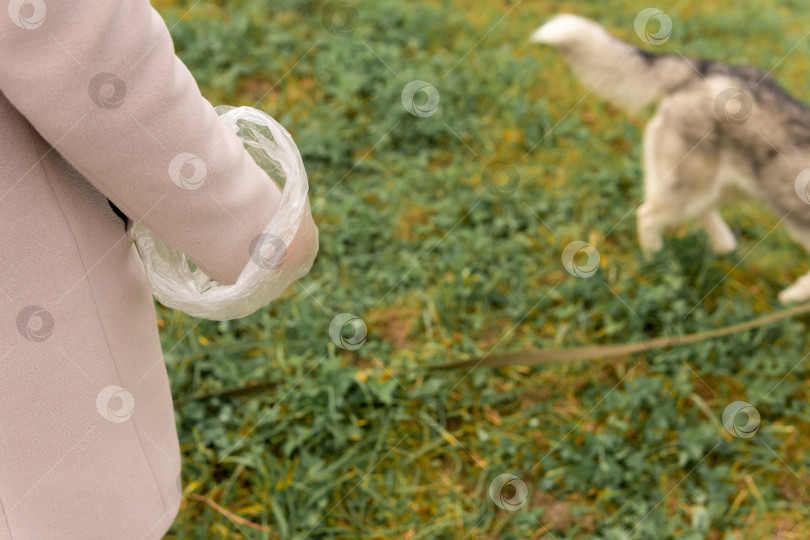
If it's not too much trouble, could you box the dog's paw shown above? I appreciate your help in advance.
[637,218,663,254]
[779,283,810,304]
[638,234,663,254]
[709,235,737,254]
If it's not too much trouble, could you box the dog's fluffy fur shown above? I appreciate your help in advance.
[532,14,810,303]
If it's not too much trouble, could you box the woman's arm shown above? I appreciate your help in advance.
[0,1,290,285]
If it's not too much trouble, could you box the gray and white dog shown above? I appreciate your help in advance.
[531,14,810,303]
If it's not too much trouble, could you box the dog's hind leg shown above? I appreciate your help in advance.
[700,209,737,253]
[778,221,810,303]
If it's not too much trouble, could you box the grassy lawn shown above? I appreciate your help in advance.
[153,0,810,537]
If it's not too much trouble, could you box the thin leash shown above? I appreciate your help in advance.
[427,301,810,371]
[174,301,810,404]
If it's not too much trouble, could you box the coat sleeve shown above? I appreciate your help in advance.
[0,0,299,286]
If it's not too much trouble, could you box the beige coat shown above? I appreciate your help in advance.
[0,2,316,538]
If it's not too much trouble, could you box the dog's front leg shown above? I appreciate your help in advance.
[637,201,664,253]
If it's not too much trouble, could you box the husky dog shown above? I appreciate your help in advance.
[531,14,810,303]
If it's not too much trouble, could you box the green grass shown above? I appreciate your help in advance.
[154,0,810,537]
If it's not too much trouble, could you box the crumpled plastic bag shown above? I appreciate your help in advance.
[133,105,318,320]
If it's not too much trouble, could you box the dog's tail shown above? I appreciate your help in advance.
[530,14,698,113]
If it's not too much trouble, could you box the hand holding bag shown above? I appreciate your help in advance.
[133,106,318,320]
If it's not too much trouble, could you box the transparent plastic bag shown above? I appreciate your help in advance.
[133,105,318,320]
